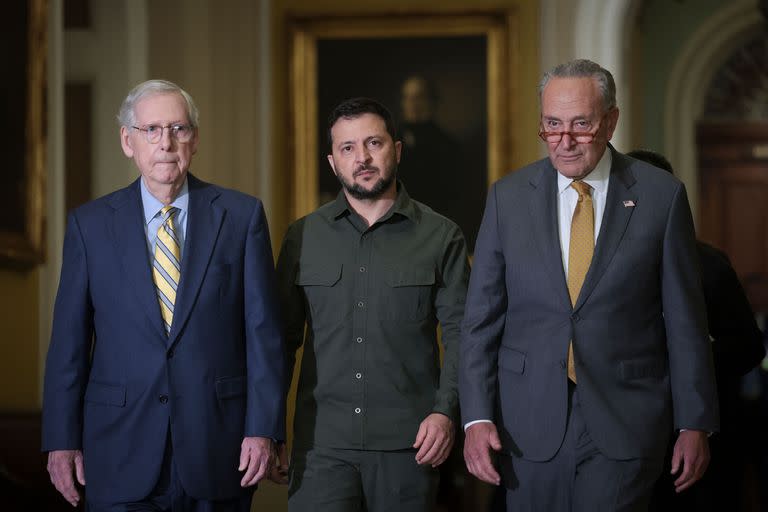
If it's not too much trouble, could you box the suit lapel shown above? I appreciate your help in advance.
[575,150,637,309]
[168,175,224,345]
[110,180,168,340]
[529,165,572,310]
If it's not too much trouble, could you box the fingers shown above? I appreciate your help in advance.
[74,451,86,486]
[414,414,455,467]
[417,429,455,467]
[671,431,710,493]
[268,444,289,485]
[47,450,83,507]
[669,444,681,475]
[463,424,501,485]
[413,422,427,450]
[239,438,275,487]
[673,451,709,493]
[414,426,437,463]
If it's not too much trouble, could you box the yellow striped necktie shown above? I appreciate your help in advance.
[153,206,181,335]
[567,181,594,383]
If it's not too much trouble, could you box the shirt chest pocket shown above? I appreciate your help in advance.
[296,263,347,325]
[384,266,436,322]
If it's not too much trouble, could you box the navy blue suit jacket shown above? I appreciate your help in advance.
[42,175,285,503]
[460,148,719,462]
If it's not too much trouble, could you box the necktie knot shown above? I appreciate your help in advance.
[571,180,592,201]
[160,205,178,222]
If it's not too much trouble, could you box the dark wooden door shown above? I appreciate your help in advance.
[697,122,768,313]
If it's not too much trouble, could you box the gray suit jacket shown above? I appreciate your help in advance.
[459,148,719,462]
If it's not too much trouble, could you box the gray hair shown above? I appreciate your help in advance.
[117,79,199,128]
[538,59,616,112]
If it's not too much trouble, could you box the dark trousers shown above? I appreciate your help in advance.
[288,446,439,512]
[87,434,254,512]
[497,385,664,512]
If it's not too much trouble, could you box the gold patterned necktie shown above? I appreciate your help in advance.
[153,206,181,335]
[567,181,594,383]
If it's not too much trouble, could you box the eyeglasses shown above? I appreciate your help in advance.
[538,110,613,144]
[132,124,195,144]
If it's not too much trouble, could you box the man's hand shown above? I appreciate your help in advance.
[463,422,502,485]
[47,449,85,507]
[238,436,276,487]
[413,413,455,467]
[671,430,710,493]
[268,442,289,485]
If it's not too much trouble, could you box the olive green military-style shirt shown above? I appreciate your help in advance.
[276,183,470,451]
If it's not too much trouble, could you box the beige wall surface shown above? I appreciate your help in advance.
[0,268,39,410]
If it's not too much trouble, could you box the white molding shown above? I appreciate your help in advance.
[259,0,273,216]
[540,0,634,152]
[664,0,762,223]
[39,0,65,405]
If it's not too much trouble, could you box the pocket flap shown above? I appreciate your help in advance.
[385,267,435,287]
[215,375,247,399]
[296,264,342,286]
[84,381,126,406]
[498,347,526,374]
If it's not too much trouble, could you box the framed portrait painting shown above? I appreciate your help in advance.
[0,0,46,265]
[289,11,517,250]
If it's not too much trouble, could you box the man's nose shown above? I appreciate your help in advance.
[159,126,174,150]
[355,146,371,163]
[559,132,577,148]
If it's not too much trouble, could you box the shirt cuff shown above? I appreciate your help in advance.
[463,419,493,431]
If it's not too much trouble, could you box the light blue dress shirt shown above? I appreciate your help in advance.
[140,177,189,260]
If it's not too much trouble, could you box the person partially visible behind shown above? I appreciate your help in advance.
[275,97,470,511]
[42,79,285,511]
[628,149,765,512]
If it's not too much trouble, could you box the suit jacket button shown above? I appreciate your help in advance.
[159,395,168,404]
[167,349,174,359]
[571,313,580,322]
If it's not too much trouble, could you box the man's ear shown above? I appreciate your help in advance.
[120,126,134,158]
[395,140,403,164]
[327,154,337,175]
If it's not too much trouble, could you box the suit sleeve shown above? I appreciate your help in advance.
[432,224,470,421]
[41,213,94,451]
[661,183,719,432]
[459,183,508,426]
[243,201,287,440]
[275,221,307,395]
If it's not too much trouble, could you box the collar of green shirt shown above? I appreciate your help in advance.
[325,180,421,225]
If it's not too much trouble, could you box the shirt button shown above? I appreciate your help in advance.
[359,266,366,273]
[354,407,362,414]
[356,337,363,343]
[355,372,362,379]
[357,301,365,308]
[159,395,168,404]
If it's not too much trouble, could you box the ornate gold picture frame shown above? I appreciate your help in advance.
[289,11,517,248]
[1,0,47,265]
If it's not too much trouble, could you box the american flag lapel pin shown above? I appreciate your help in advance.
[623,200,636,208]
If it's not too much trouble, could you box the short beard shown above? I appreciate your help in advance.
[337,168,396,200]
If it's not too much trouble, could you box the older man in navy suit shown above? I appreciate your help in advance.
[460,60,719,511]
[42,80,285,511]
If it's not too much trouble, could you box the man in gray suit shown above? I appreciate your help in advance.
[459,59,719,511]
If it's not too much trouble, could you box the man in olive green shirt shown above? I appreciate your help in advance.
[274,97,470,511]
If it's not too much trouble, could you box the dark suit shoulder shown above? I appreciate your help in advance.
[493,157,552,191]
[190,175,263,210]
[69,179,140,220]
